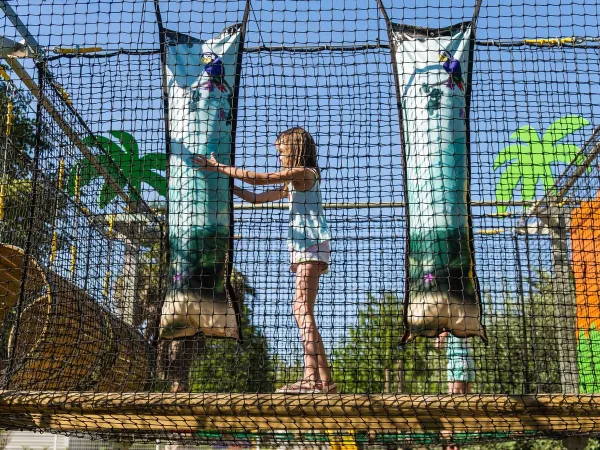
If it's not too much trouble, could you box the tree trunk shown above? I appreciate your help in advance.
[384,367,391,394]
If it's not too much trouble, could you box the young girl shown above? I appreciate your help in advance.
[191,127,336,394]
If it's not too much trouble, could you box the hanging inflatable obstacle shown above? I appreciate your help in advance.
[379,1,486,342]
[159,25,246,341]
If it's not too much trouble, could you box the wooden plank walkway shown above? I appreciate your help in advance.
[0,392,598,436]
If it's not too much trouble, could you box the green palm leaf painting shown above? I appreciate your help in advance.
[578,327,600,393]
[67,131,167,208]
[493,116,590,214]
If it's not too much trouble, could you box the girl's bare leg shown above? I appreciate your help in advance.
[293,262,331,384]
[448,381,471,394]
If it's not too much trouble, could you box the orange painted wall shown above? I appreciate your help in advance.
[571,193,600,335]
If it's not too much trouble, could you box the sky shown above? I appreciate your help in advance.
[1,0,599,364]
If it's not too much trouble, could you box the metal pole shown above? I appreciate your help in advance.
[513,231,532,394]
[231,200,549,211]
[2,61,44,388]
[14,38,600,59]
[121,236,141,326]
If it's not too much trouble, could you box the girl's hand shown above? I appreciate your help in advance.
[191,153,221,172]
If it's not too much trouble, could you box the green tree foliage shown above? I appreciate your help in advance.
[0,72,65,258]
[327,282,572,447]
[272,355,304,390]
[494,115,590,214]
[189,270,275,393]
[0,73,36,179]
[464,437,600,450]
[330,273,562,397]
[332,292,444,394]
[0,177,65,258]
[472,274,562,395]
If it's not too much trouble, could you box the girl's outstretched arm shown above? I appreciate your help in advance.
[191,153,309,186]
[233,185,286,204]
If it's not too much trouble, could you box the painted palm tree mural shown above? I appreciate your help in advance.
[67,130,167,207]
[494,115,589,213]
[495,115,594,393]
[66,131,166,327]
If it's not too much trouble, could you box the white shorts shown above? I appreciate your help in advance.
[290,241,330,274]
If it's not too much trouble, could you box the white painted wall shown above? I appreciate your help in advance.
[5,431,68,450]
[4,434,215,450]
[5,433,161,450]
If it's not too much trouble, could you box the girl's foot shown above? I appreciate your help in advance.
[170,381,189,393]
[276,379,338,394]
[315,380,338,393]
[276,379,317,393]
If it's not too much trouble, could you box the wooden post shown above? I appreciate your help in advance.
[121,237,140,326]
[520,206,580,395]
[384,368,391,394]
[547,209,579,394]
[120,205,142,327]
[514,232,532,394]
[396,359,404,394]
[545,208,587,450]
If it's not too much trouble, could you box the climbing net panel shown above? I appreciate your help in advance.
[0,0,599,447]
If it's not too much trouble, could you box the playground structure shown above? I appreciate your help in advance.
[0,0,599,447]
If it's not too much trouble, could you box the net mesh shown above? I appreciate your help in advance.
[0,0,598,447]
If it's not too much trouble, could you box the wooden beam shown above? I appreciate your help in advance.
[0,393,599,436]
